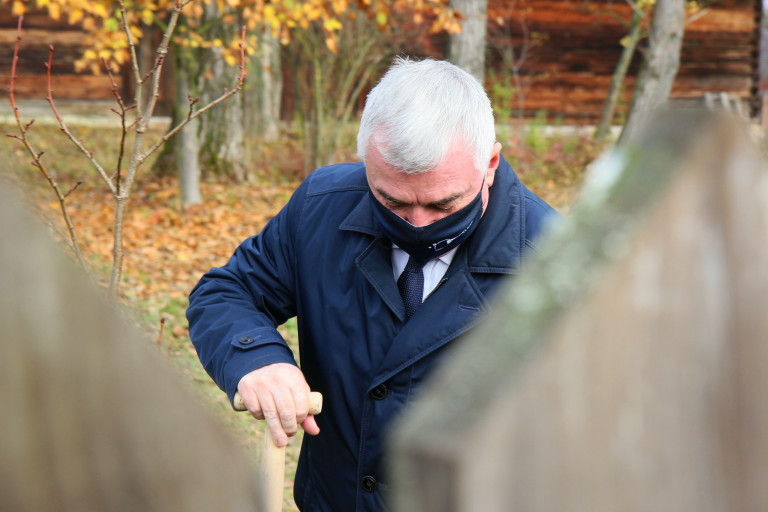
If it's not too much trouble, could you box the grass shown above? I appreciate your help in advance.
[1,116,604,511]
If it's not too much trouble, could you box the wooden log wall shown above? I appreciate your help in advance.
[0,8,122,100]
[0,0,761,123]
[487,0,759,122]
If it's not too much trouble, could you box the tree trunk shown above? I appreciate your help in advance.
[197,3,246,182]
[594,10,643,142]
[448,0,488,83]
[244,26,282,144]
[177,61,202,207]
[619,0,685,144]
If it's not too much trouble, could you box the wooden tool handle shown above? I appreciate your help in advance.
[233,391,323,415]
[261,429,286,512]
[234,391,322,512]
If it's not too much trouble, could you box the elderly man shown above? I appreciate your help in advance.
[187,57,557,511]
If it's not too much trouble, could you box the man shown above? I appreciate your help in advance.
[187,57,557,511]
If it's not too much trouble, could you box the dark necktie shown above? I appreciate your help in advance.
[397,256,424,320]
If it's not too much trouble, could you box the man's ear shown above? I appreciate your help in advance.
[486,142,502,187]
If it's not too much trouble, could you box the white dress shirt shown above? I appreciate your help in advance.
[391,245,458,302]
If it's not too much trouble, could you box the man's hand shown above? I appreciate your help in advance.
[236,363,320,447]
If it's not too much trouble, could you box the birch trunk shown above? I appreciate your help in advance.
[448,0,488,84]
[619,0,685,143]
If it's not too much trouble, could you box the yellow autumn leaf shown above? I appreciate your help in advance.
[48,2,61,20]
[12,0,26,16]
[68,9,84,24]
[91,3,108,18]
[306,6,323,20]
[331,0,348,14]
[323,17,342,31]
[263,4,276,22]
[213,38,223,47]
[325,35,338,53]
[375,10,387,27]
[141,8,153,25]
[620,35,630,48]
[224,53,236,66]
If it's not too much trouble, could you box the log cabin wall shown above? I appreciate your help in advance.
[0,8,124,101]
[0,0,761,124]
[486,0,760,123]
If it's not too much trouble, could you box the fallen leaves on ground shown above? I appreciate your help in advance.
[14,172,299,344]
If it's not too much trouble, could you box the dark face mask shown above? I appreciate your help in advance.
[371,182,484,264]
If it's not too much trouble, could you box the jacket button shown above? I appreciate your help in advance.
[361,476,378,492]
[370,384,387,400]
[238,336,254,345]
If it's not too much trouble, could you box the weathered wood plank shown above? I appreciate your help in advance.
[0,183,263,511]
[391,109,768,511]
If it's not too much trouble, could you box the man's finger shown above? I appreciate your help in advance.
[259,393,289,448]
[291,386,310,424]
[301,415,320,437]
[267,386,299,437]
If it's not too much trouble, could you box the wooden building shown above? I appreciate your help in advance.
[0,0,762,123]
[486,0,761,122]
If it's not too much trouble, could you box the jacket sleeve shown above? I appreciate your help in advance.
[186,179,309,406]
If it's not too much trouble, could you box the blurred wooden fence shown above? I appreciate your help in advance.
[391,109,768,511]
[0,185,262,510]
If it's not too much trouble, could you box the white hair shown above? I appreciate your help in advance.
[357,56,496,175]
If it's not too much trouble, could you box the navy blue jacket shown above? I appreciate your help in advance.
[187,156,557,511]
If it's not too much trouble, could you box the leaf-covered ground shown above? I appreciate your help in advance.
[1,119,603,510]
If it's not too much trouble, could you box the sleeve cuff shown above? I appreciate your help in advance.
[223,326,298,406]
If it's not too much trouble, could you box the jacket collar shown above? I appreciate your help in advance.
[339,155,525,275]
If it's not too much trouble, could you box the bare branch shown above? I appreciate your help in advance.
[64,180,83,198]
[140,25,248,162]
[45,47,116,194]
[118,0,143,92]
[107,0,194,298]
[624,0,649,19]
[8,17,88,272]
[104,58,129,195]
[137,0,187,134]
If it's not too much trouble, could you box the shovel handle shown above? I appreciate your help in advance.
[234,391,323,512]
[233,391,323,416]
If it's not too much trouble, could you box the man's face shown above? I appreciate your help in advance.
[366,142,501,227]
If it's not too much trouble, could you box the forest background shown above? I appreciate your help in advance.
[0,0,760,509]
